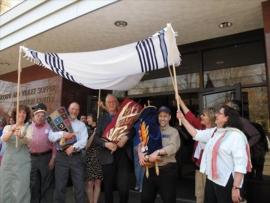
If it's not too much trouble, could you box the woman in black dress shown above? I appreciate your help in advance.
[85,114,103,203]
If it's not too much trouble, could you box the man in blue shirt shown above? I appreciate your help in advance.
[49,102,88,203]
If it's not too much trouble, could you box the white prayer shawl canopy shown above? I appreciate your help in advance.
[21,24,181,90]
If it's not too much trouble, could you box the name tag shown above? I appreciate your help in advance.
[45,129,49,134]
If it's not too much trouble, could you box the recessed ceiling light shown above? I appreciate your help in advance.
[218,22,232,28]
[114,20,128,27]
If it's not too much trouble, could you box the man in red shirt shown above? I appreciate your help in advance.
[29,103,56,203]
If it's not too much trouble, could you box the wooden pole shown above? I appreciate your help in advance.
[16,46,22,147]
[168,65,176,90]
[165,23,181,125]
[172,64,181,125]
[97,89,101,120]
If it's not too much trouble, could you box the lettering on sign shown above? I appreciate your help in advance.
[0,77,61,114]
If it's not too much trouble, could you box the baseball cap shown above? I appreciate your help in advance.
[32,103,47,114]
[158,106,171,115]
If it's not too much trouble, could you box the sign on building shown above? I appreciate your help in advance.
[0,77,62,114]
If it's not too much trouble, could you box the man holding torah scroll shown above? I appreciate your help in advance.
[49,102,88,203]
[94,94,142,203]
[134,106,163,179]
[138,106,181,203]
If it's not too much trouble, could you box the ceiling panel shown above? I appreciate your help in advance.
[0,0,265,75]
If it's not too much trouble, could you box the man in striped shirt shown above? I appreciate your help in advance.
[29,103,56,203]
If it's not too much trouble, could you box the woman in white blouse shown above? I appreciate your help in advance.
[177,105,251,203]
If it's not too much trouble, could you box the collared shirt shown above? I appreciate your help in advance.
[159,125,180,166]
[194,127,248,187]
[49,119,88,150]
[28,122,56,156]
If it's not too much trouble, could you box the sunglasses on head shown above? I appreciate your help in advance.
[200,112,206,117]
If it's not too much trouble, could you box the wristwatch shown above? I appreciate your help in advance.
[73,146,79,152]
[144,155,150,162]
[232,186,241,190]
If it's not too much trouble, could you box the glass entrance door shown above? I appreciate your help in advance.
[199,83,242,114]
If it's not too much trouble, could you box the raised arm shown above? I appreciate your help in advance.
[176,110,197,137]
[177,95,203,129]
[177,94,190,114]
[177,110,215,143]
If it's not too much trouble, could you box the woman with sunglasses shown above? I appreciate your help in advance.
[177,105,251,203]
[178,95,215,203]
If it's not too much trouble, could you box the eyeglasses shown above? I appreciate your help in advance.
[216,111,224,115]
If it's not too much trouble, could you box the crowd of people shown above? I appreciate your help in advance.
[0,93,269,203]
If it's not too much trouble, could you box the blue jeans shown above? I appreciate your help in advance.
[133,146,145,190]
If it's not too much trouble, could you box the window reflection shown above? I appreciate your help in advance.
[204,63,266,87]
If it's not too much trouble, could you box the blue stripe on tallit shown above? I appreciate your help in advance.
[29,49,77,83]
[45,53,56,73]
[136,37,159,73]
[149,38,158,70]
[49,53,60,76]
[53,53,65,77]
[146,39,156,70]
[138,42,148,72]
[136,42,144,73]
[52,53,61,72]
[144,39,155,71]
[141,40,152,72]
[30,50,42,66]
[158,30,168,68]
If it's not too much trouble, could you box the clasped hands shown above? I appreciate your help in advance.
[63,132,76,140]
[138,150,161,166]
[11,125,24,139]
[63,132,76,156]
[104,135,128,153]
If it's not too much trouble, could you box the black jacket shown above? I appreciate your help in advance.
[94,112,133,165]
